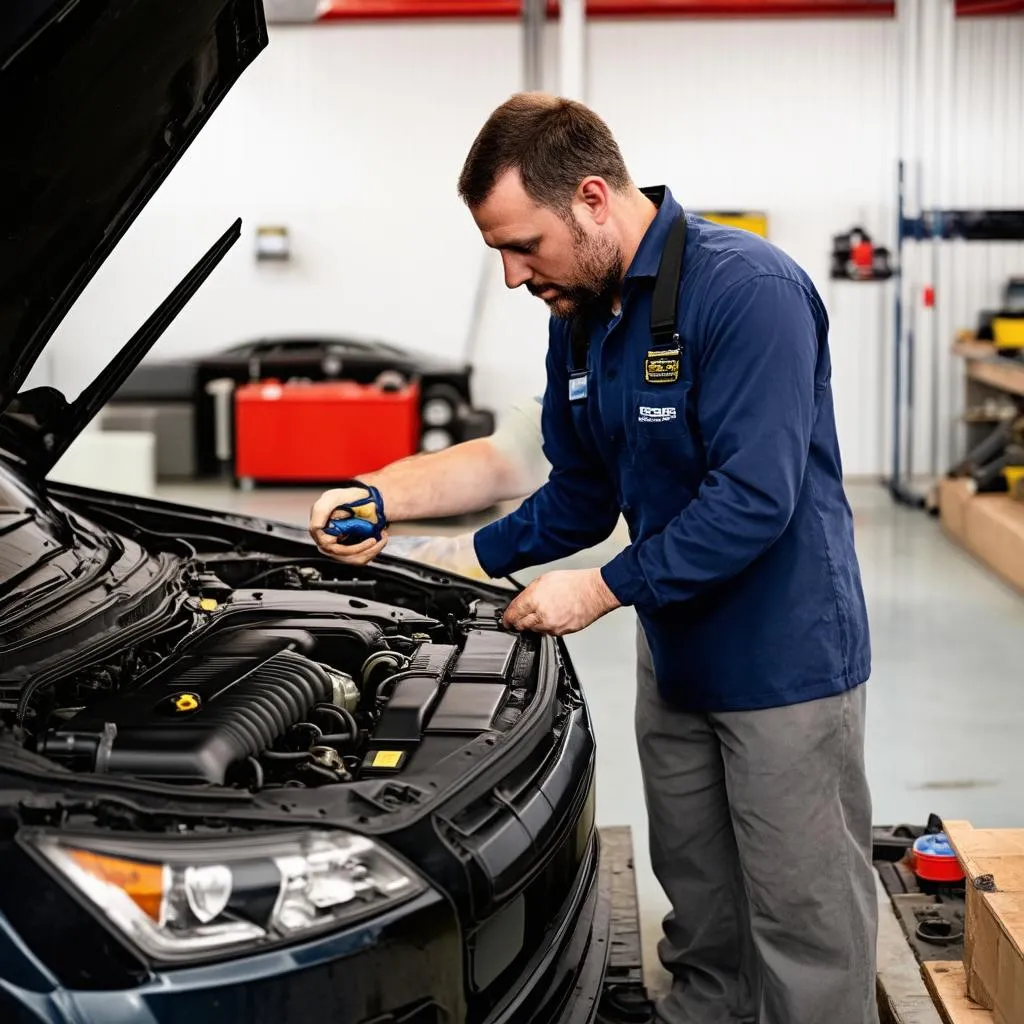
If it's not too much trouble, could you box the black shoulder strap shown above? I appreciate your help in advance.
[571,313,589,371]
[650,212,687,348]
[569,209,687,369]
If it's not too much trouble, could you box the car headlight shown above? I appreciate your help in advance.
[26,830,425,962]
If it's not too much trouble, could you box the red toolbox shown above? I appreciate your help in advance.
[234,379,421,484]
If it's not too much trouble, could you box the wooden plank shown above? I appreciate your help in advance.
[950,337,1024,397]
[941,822,1024,1017]
[953,337,1000,360]
[876,874,945,1024]
[923,963,995,1024]
[944,821,1024,888]
[967,359,1024,399]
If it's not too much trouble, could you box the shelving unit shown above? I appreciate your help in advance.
[952,332,1024,449]
[885,179,1024,508]
[939,336,1024,590]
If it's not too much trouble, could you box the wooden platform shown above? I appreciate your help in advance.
[938,479,1024,595]
[923,963,994,1024]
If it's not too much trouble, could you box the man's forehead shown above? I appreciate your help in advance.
[474,173,554,247]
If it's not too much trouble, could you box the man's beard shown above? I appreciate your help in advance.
[529,225,623,321]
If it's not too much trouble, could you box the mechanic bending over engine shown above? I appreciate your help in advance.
[311,93,877,1024]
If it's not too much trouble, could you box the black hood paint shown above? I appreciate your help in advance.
[0,0,268,445]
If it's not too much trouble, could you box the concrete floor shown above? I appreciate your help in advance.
[157,478,1024,995]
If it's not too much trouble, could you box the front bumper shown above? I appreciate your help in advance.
[487,830,609,1024]
[0,834,608,1024]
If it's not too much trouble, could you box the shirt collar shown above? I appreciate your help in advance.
[625,185,683,280]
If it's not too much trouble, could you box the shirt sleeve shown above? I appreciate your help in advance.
[486,392,550,496]
[473,322,621,579]
[600,273,824,610]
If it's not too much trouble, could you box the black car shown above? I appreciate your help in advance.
[105,333,496,480]
[0,2,612,1021]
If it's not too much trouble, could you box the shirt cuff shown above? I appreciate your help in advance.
[472,522,514,580]
[600,547,654,609]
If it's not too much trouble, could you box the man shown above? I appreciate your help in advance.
[311,93,877,1024]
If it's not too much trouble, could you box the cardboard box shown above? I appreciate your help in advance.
[944,822,1024,1023]
[939,477,975,541]
[962,497,1024,594]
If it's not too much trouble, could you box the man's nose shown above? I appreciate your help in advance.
[501,253,531,290]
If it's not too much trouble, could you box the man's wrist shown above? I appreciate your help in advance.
[589,567,622,614]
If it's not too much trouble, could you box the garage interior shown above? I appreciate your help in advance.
[7,0,1024,1021]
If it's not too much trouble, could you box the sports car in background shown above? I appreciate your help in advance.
[0,2,611,1021]
[105,334,496,479]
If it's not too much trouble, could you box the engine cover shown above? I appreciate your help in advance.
[41,619,384,785]
[39,608,532,788]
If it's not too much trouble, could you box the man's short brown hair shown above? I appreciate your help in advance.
[457,92,632,213]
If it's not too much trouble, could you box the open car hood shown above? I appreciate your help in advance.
[0,0,268,472]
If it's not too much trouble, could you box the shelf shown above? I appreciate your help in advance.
[953,334,1024,399]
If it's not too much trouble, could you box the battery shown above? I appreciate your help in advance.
[234,379,420,484]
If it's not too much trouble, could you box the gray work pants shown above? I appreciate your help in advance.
[635,625,879,1024]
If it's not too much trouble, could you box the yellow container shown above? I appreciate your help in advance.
[699,211,769,238]
[1002,465,1024,492]
[993,317,1024,348]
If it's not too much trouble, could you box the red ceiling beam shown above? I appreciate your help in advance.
[315,0,897,20]
[956,0,1024,13]
[312,0,1022,18]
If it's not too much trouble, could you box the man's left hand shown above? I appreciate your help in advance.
[502,568,621,636]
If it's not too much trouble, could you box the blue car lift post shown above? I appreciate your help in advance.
[886,160,1024,509]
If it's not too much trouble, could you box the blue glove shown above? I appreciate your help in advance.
[322,480,388,546]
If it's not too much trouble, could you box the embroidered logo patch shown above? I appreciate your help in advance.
[638,406,677,424]
[644,348,681,384]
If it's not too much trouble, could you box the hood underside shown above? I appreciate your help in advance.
[0,0,268,436]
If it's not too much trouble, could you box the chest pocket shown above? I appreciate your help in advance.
[630,382,700,476]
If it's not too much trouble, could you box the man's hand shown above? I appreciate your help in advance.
[502,568,621,636]
[309,486,389,566]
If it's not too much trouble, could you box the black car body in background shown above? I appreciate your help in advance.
[0,2,607,1021]
[105,335,496,480]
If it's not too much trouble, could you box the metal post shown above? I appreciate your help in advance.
[560,0,586,101]
[522,0,545,92]
[461,0,548,371]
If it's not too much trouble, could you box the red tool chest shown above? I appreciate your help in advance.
[234,379,421,483]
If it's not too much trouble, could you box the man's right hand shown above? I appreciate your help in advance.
[309,486,389,566]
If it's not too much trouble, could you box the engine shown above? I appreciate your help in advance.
[19,570,535,793]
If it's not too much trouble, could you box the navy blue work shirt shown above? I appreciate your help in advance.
[473,185,871,713]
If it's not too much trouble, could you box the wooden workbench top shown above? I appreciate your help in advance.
[953,333,1024,399]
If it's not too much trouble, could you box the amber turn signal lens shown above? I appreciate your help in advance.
[68,847,166,923]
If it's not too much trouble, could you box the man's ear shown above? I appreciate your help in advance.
[576,177,612,226]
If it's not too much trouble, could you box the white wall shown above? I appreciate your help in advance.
[907,14,1024,480]
[38,12,1022,480]
[586,16,901,478]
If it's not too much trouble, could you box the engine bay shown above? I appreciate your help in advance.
[3,554,536,793]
